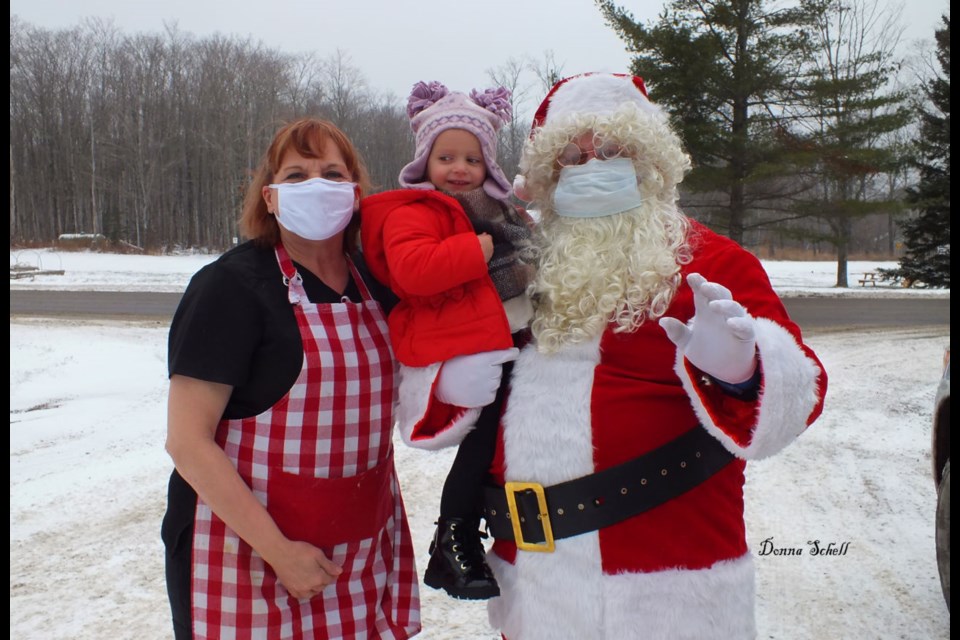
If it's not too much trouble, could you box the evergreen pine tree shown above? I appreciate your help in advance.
[891,16,950,288]
[596,0,823,244]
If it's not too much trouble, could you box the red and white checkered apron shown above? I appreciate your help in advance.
[190,244,420,639]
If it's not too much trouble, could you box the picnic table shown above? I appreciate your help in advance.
[9,250,65,279]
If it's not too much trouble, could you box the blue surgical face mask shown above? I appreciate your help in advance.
[553,157,643,218]
[269,177,357,240]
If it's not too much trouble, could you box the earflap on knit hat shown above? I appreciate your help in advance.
[399,81,514,201]
[529,72,659,135]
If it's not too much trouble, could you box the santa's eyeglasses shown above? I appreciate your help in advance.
[557,134,624,167]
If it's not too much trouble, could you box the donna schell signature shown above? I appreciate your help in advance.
[757,537,851,557]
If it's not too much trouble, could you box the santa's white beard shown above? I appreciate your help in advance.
[531,201,688,354]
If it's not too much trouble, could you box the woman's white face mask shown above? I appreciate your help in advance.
[269,177,357,240]
[553,157,642,218]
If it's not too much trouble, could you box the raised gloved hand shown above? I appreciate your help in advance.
[435,348,520,408]
[658,273,758,384]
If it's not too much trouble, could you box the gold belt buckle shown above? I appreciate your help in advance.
[504,481,555,552]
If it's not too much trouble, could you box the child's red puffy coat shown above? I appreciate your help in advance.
[360,189,513,367]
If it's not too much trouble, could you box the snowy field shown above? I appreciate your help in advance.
[9,248,951,639]
[8,246,951,297]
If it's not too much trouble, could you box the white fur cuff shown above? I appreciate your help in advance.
[676,317,822,460]
[396,363,481,450]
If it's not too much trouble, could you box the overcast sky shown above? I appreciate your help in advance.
[10,0,950,107]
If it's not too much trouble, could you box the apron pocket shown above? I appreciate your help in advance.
[266,458,394,549]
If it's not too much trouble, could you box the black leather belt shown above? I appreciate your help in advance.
[482,426,734,552]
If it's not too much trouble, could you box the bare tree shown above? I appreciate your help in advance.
[788,0,912,285]
[323,49,366,126]
[527,50,566,95]
[486,57,531,184]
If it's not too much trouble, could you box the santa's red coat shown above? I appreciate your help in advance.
[398,222,826,639]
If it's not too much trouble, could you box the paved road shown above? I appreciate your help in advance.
[8,290,950,331]
[779,296,949,331]
[10,290,184,321]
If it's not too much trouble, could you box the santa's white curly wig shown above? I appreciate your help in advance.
[519,74,693,354]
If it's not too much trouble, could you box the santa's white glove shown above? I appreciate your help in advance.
[435,348,520,408]
[658,273,758,384]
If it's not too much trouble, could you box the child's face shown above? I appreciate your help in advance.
[426,129,487,193]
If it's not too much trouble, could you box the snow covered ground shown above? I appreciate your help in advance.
[9,248,951,639]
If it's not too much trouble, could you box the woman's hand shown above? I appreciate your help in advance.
[167,376,344,598]
[263,540,343,600]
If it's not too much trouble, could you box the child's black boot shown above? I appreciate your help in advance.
[423,517,500,600]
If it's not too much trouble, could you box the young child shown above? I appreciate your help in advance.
[361,81,537,600]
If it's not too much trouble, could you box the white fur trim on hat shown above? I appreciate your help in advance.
[533,73,663,132]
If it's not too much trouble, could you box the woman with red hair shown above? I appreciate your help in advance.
[162,118,420,639]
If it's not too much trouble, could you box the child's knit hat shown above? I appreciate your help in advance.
[399,81,513,201]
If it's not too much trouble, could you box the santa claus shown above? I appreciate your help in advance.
[397,73,827,639]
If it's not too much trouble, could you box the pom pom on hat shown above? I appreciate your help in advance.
[399,81,514,201]
[469,87,512,124]
[407,81,450,119]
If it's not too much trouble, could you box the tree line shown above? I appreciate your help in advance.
[9,4,950,287]
[9,17,421,251]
